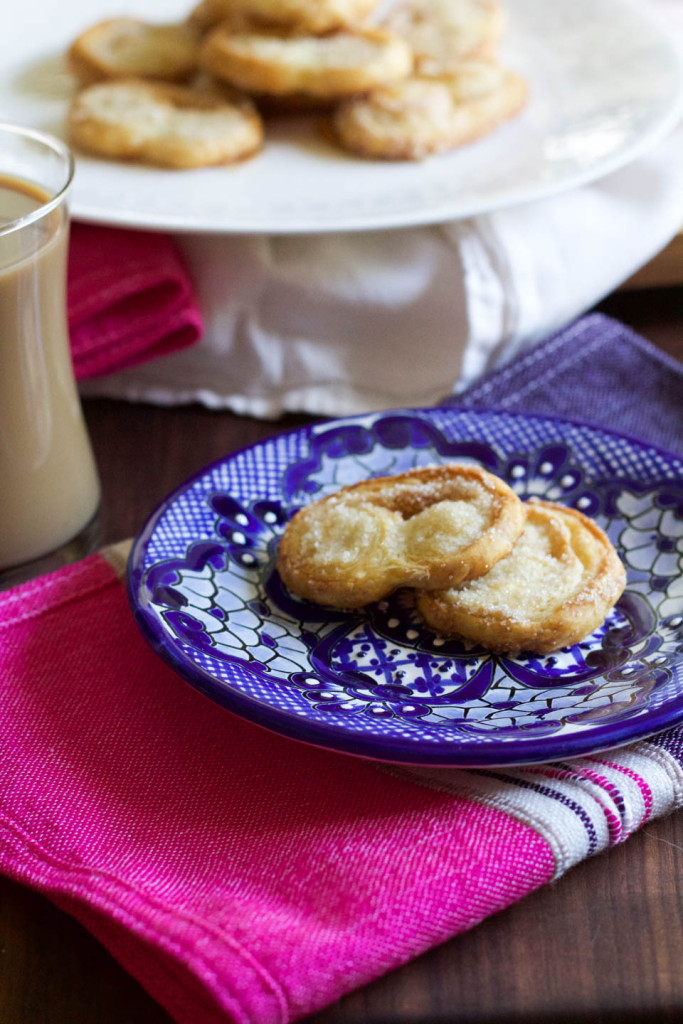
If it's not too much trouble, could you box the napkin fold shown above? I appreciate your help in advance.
[0,313,682,1024]
[68,224,203,380]
[447,311,683,452]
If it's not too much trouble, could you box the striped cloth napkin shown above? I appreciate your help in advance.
[0,315,681,1024]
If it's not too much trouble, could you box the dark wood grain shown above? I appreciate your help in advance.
[85,402,318,550]
[598,286,683,363]
[1,286,681,1024]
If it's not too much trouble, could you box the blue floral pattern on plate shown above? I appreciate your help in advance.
[128,408,683,766]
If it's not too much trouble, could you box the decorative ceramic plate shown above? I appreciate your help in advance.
[128,408,683,767]
[2,0,682,233]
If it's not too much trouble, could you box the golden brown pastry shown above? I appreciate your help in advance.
[417,499,627,655]
[200,25,413,99]
[383,0,507,75]
[277,464,525,608]
[334,60,528,160]
[189,0,381,35]
[68,19,202,84]
[67,79,263,168]
[187,0,232,34]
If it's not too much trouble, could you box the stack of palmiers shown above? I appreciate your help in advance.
[65,0,528,167]
[276,464,626,656]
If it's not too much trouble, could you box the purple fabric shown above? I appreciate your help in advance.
[448,313,682,454]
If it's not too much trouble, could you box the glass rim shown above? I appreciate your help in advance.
[0,122,74,239]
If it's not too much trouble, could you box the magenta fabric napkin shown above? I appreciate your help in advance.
[1,316,682,1023]
[68,224,203,380]
[0,549,553,1023]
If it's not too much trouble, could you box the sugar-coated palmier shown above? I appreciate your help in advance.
[334,61,527,159]
[188,0,380,34]
[277,464,525,609]
[334,60,527,159]
[68,19,202,85]
[187,0,238,34]
[192,69,334,112]
[200,26,413,98]
[417,499,627,655]
[383,0,507,75]
[67,79,263,168]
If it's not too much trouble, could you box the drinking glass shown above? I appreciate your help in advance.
[0,123,100,585]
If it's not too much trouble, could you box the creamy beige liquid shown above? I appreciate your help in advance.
[0,175,100,569]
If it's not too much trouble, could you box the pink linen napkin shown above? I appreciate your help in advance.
[1,543,682,1024]
[3,312,683,1023]
[68,224,203,380]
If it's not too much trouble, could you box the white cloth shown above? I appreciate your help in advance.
[80,3,683,420]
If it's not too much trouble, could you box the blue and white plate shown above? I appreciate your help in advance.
[128,408,683,767]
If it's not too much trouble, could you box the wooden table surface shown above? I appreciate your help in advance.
[1,286,682,1024]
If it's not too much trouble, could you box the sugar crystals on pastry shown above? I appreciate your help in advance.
[334,59,528,160]
[383,0,507,75]
[68,18,203,84]
[67,79,263,168]
[200,25,413,99]
[277,463,525,608]
[417,499,626,655]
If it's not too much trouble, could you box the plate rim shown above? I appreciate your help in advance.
[74,79,683,236]
[72,82,683,234]
[127,405,683,767]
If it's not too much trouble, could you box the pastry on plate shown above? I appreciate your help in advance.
[334,59,527,159]
[189,0,381,35]
[277,463,525,608]
[67,79,263,168]
[383,0,507,75]
[200,25,413,98]
[417,499,627,655]
[68,18,202,84]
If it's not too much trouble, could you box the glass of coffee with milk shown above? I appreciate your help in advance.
[0,123,100,585]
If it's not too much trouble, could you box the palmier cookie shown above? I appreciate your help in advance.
[417,500,627,656]
[188,0,380,35]
[277,464,525,609]
[187,0,238,34]
[68,19,202,85]
[200,26,413,99]
[383,0,507,75]
[334,62,528,160]
[67,80,263,169]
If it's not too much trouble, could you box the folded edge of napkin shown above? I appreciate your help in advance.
[449,312,683,454]
[68,224,204,381]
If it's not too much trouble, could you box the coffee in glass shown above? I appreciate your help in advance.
[0,124,100,580]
